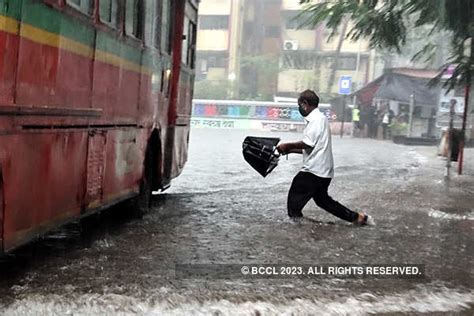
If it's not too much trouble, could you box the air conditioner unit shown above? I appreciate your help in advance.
[283,40,299,51]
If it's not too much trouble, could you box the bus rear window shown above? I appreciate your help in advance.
[161,0,172,54]
[99,0,119,28]
[125,0,144,40]
[66,0,93,15]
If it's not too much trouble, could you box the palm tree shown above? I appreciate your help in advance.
[299,0,473,173]
[298,0,472,88]
[325,16,350,94]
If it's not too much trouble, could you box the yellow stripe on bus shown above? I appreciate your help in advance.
[0,15,19,34]
[1,16,151,76]
[95,49,143,74]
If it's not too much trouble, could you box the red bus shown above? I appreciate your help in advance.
[0,0,198,252]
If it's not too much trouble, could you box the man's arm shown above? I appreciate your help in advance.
[276,141,312,155]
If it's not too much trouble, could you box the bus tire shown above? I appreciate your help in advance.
[130,140,155,218]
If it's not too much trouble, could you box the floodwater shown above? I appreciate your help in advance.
[0,128,473,315]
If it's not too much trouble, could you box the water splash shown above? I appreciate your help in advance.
[428,208,474,221]
[2,286,472,315]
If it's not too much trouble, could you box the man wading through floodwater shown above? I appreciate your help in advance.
[276,90,374,225]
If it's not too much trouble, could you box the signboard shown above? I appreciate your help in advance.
[442,64,456,79]
[436,88,471,129]
[338,76,352,95]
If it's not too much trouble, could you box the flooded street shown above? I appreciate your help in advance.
[1,128,473,315]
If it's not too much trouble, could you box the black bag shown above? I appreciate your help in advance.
[242,136,280,177]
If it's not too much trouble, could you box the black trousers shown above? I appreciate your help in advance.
[287,171,358,222]
[382,123,389,139]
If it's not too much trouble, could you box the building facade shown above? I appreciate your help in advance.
[195,0,376,100]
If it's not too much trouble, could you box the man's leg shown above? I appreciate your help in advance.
[287,172,314,218]
[312,176,359,222]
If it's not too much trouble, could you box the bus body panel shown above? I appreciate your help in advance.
[92,32,141,122]
[0,0,198,252]
[1,131,87,251]
[0,128,149,251]
[0,0,21,105]
[100,128,146,207]
[15,0,95,109]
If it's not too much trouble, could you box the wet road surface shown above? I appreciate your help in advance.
[1,129,473,315]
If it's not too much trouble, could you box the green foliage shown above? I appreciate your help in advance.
[239,54,280,100]
[389,121,408,136]
[238,92,271,101]
[298,0,408,50]
[240,55,279,82]
[299,0,473,89]
[193,80,230,100]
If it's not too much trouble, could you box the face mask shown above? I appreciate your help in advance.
[298,104,308,117]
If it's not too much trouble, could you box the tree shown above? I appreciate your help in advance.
[299,0,473,174]
[239,54,280,100]
[298,0,473,90]
[325,16,349,94]
[194,80,230,100]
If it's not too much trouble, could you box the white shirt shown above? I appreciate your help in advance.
[301,108,334,178]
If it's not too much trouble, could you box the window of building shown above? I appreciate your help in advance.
[196,54,227,75]
[66,0,93,15]
[161,0,172,54]
[199,15,229,30]
[324,26,341,39]
[99,0,119,28]
[125,0,144,39]
[337,57,357,70]
[264,26,280,38]
[199,59,208,73]
[282,51,319,70]
[399,103,410,116]
[284,11,315,30]
[208,55,226,68]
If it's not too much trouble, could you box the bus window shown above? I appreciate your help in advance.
[189,21,196,68]
[99,0,119,28]
[161,0,172,54]
[182,17,197,68]
[181,17,189,65]
[66,0,93,15]
[144,0,158,47]
[125,0,144,39]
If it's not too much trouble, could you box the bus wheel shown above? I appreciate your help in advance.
[131,143,155,218]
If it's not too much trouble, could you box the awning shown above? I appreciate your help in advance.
[353,68,441,107]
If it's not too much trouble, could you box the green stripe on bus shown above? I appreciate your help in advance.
[3,0,162,72]
[95,31,141,65]
[0,0,22,20]
[141,49,159,70]
[22,0,94,46]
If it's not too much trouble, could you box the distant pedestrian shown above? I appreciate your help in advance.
[352,105,361,137]
[382,110,390,139]
[276,90,374,225]
[367,105,377,138]
[359,106,368,137]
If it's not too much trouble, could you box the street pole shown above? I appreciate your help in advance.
[408,93,414,137]
[340,96,346,138]
[228,72,236,99]
[445,99,455,181]
[458,37,472,175]
[457,83,470,175]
